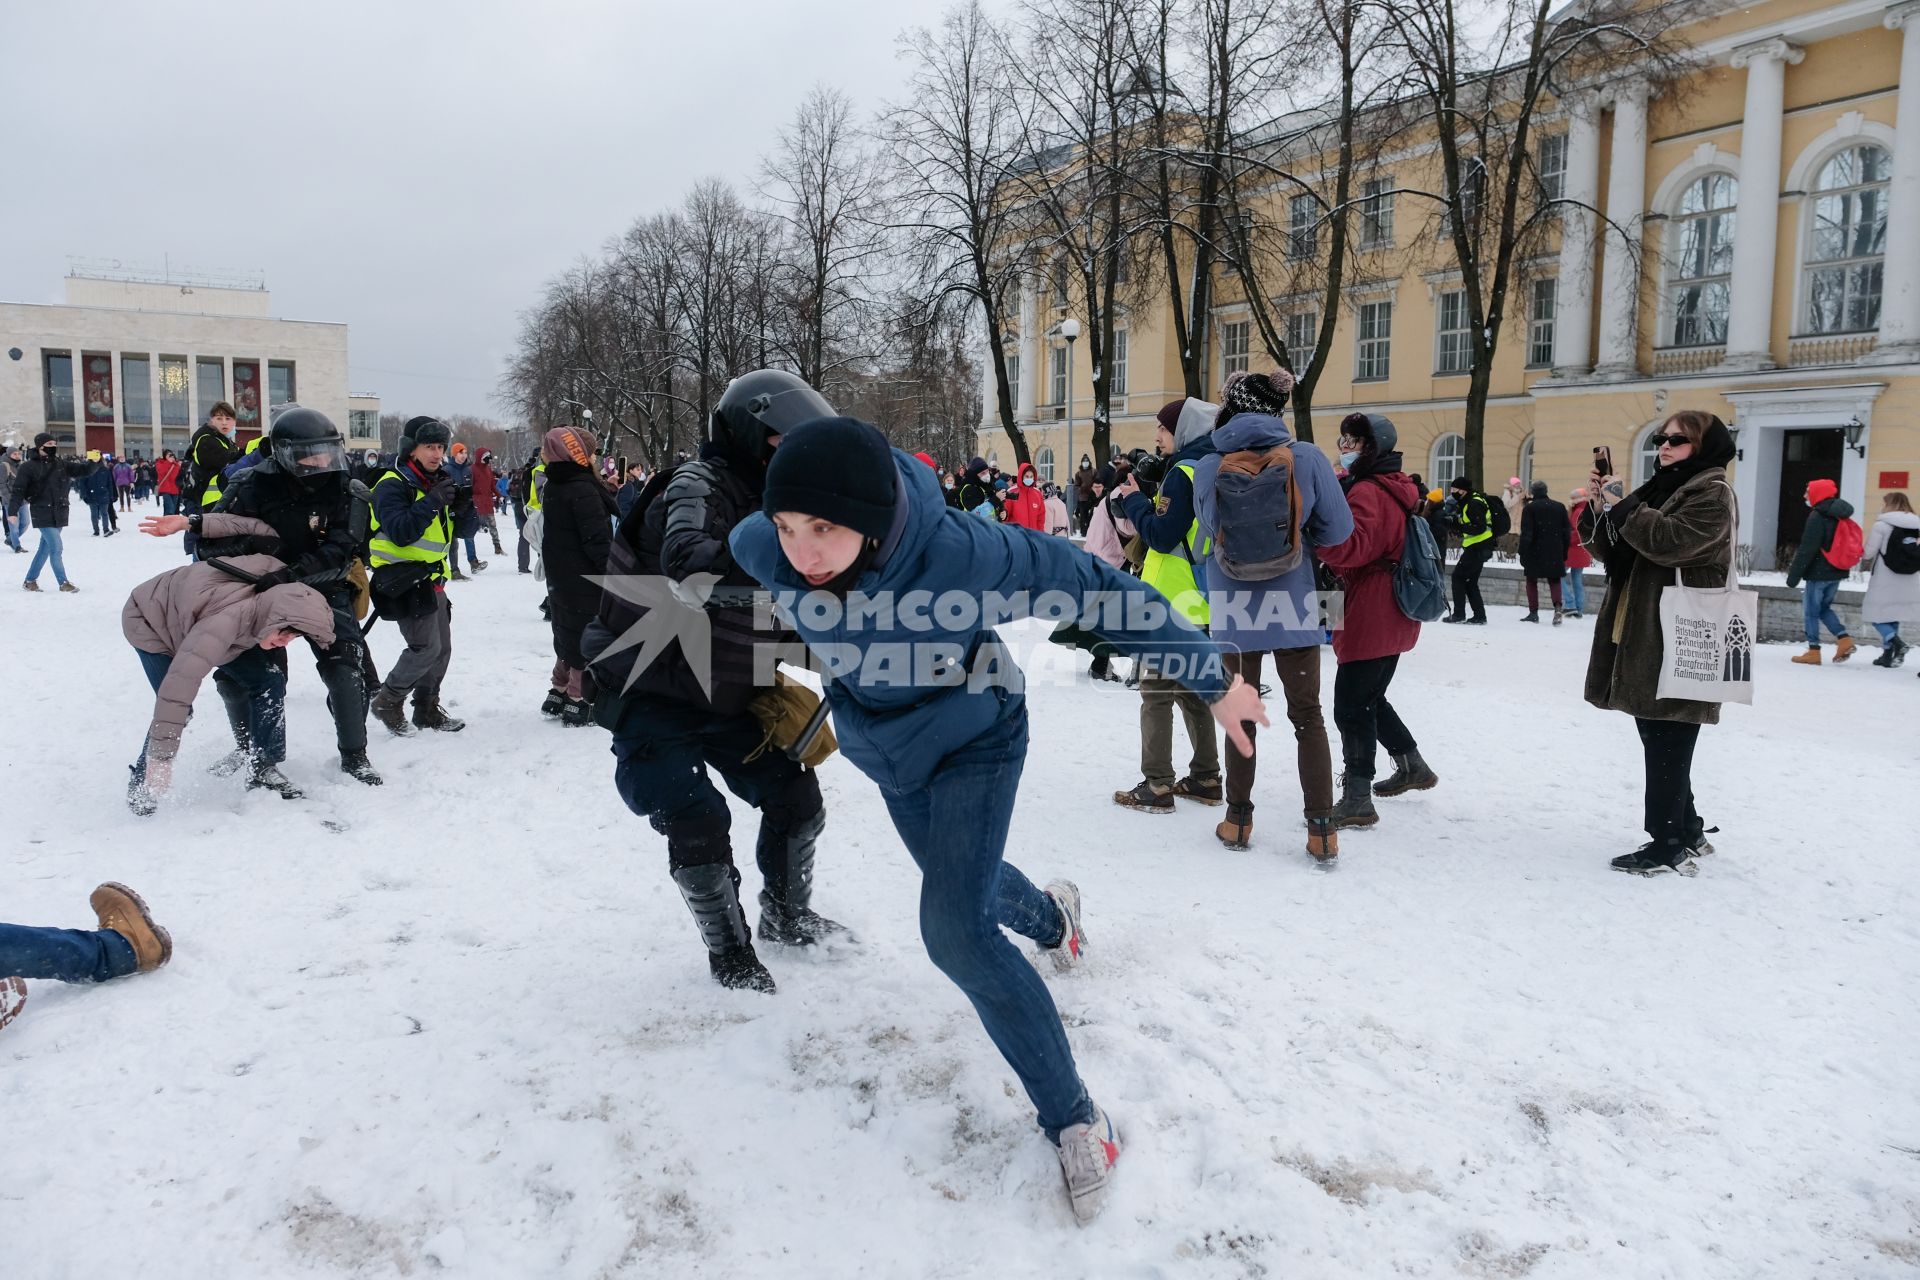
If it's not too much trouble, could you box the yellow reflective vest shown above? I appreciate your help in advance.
[1458,492,1494,548]
[1139,460,1210,626]
[201,435,261,509]
[525,462,546,513]
[368,471,453,581]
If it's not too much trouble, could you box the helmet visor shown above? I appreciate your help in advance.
[743,383,837,438]
[281,439,348,478]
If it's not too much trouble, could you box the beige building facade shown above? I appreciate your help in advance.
[1,270,377,459]
[982,0,1919,569]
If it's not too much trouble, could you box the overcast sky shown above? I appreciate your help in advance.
[1,0,959,421]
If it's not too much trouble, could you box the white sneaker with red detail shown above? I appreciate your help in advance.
[1057,1103,1120,1224]
[1043,880,1085,972]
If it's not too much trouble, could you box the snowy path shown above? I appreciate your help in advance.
[3,526,1916,1278]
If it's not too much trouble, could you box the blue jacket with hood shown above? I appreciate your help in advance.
[732,448,1231,795]
[1191,412,1353,652]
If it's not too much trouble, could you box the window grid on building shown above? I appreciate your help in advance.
[1222,320,1251,378]
[1356,300,1392,380]
[1053,257,1070,308]
[1803,144,1889,335]
[1361,177,1395,248]
[1537,133,1568,203]
[1436,290,1471,374]
[1668,172,1738,347]
[157,357,190,427]
[1431,432,1466,486]
[1285,311,1317,360]
[1288,195,1317,261]
[121,355,152,424]
[1034,445,1055,485]
[1110,328,1128,396]
[1528,279,1557,367]
[1049,345,1068,406]
[196,357,225,417]
[42,350,73,423]
[268,361,296,408]
[1003,353,1020,407]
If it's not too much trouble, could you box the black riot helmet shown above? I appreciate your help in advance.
[266,405,348,488]
[709,370,835,475]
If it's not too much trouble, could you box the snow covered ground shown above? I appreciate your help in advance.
[4,523,1917,1279]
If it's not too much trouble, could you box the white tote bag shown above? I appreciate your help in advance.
[1656,483,1757,704]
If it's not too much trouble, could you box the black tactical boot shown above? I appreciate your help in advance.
[411,694,465,732]
[340,750,383,786]
[756,810,848,947]
[1331,772,1379,829]
[1373,749,1439,797]
[540,688,566,717]
[247,762,304,800]
[671,860,775,993]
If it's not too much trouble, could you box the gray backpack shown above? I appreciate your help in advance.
[1213,446,1304,581]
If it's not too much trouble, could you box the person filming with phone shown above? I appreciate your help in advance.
[1582,411,1739,876]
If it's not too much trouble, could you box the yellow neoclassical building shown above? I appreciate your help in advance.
[981,0,1918,569]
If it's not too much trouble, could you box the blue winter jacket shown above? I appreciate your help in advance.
[1191,413,1353,652]
[1119,434,1217,556]
[732,448,1231,795]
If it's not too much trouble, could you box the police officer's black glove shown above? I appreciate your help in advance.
[251,566,298,592]
[427,474,457,509]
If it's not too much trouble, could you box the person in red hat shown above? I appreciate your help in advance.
[1787,476,1859,664]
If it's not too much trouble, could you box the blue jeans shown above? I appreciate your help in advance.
[1563,567,1588,614]
[1802,579,1848,645]
[1873,621,1901,643]
[161,494,180,516]
[135,645,288,773]
[0,922,138,983]
[4,507,25,550]
[89,499,114,534]
[24,525,67,585]
[879,705,1089,1141]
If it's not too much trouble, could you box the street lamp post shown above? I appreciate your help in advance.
[1060,317,1080,499]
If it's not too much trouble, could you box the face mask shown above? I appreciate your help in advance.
[1339,451,1360,469]
[943,479,954,489]
[1022,476,1034,487]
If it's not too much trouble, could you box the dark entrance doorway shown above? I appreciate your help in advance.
[1776,428,1844,566]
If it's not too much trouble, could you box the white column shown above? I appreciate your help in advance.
[1720,39,1802,372]
[1552,94,1603,376]
[1016,282,1037,423]
[1864,0,1920,362]
[1595,82,1650,378]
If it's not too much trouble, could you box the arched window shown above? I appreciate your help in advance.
[1635,422,1664,487]
[1803,145,1889,334]
[1518,435,1535,490]
[1667,172,1737,346]
[1034,445,1056,484]
[1430,433,1466,487]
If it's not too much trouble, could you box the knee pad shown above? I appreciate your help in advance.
[665,816,733,872]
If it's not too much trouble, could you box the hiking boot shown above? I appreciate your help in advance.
[539,688,566,717]
[411,696,465,732]
[340,750,383,786]
[1113,780,1174,814]
[1552,607,1565,626]
[1893,638,1911,668]
[1044,880,1086,972]
[371,687,416,735]
[1056,1103,1120,1225]
[1306,816,1339,861]
[90,882,173,972]
[1790,646,1822,665]
[560,697,593,728]
[247,762,304,800]
[1442,613,1465,624]
[1873,644,1896,667]
[1216,806,1254,851]
[1610,842,1698,877]
[1373,749,1439,797]
[208,748,251,778]
[449,567,470,582]
[1466,616,1487,625]
[1172,774,1224,807]
[470,560,488,572]
[709,944,777,993]
[1331,773,1379,829]
[1833,635,1856,663]
[59,581,79,593]
[21,580,39,592]
[757,902,848,948]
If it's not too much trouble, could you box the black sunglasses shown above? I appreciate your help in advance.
[1648,434,1693,447]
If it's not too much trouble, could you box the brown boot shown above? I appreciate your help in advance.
[371,686,416,735]
[411,694,466,733]
[1215,806,1253,850]
[1306,817,1339,862]
[1790,646,1822,665]
[1833,635,1856,663]
[89,882,173,973]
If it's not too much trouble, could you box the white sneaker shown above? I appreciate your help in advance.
[1043,880,1086,972]
[1056,1103,1120,1224]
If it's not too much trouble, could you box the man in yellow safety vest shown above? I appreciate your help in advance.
[367,416,464,733]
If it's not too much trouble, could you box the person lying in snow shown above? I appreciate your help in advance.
[122,515,339,814]
[730,416,1267,1226]
[0,884,172,1032]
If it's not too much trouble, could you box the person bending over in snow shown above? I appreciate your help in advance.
[0,884,173,1032]
[730,416,1267,1226]
[122,522,339,814]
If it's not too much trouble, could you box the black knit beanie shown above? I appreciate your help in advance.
[405,415,451,447]
[1450,474,1471,493]
[763,417,898,539]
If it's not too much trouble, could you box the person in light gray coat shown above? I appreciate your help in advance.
[1862,491,1920,668]
[1189,369,1353,858]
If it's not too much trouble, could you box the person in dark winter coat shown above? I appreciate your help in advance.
[1517,480,1572,623]
[1318,413,1436,829]
[1441,475,1495,623]
[731,415,1266,1225]
[955,456,999,519]
[80,455,119,536]
[182,405,242,557]
[1786,477,1857,664]
[580,370,847,996]
[442,442,485,579]
[1584,410,1737,875]
[367,417,465,735]
[8,434,91,590]
[471,449,505,556]
[537,426,617,724]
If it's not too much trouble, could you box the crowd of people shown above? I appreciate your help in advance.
[4,364,1913,1227]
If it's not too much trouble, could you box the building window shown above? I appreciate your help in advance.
[1053,256,1070,308]
[157,357,190,427]
[348,409,379,439]
[196,357,226,417]
[230,360,261,434]
[1445,161,1486,240]
[1110,328,1128,396]
[268,361,296,408]
[1050,345,1068,406]
[1667,172,1738,346]
[1430,432,1466,487]
[1537,133,1568,203]
[121,355,152,425]
[1528,279,1557,367]
[1636,422,1664,486]
[1285,311,1317,360]
[1221,319,1251,378]
[82,355,115,427]
[1435,290,1472,374]
[1518,435,1535,490]
[1361,177,1394,248]
[1034,445,1055,484]
[42,350,73,423]
[1003,353,1020,406]
[1288,194,1317,261]
[1356,300,1392,380]
[1802,144,1889,335]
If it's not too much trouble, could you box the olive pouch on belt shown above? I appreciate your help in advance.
[745,671,838,769]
